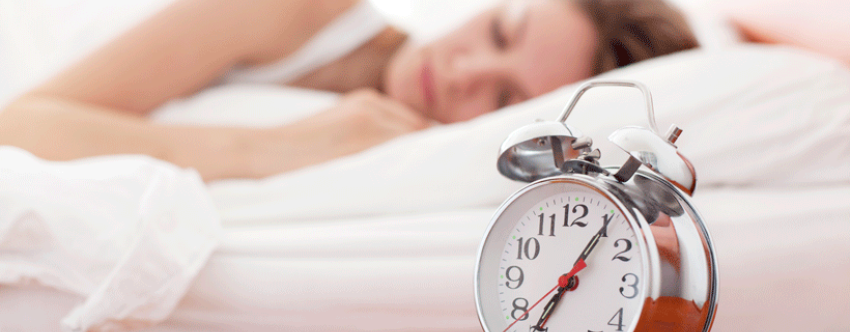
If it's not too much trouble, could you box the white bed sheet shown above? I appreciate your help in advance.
[3,186,847,331]
[0,147,220,332]
[169,185,850,332]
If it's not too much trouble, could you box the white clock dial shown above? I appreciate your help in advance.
[477,181,648,332]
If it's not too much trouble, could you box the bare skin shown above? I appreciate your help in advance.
[0,0,597,181]
[33,0,368,113]
[0,89,427,180]
[0,0,426,180]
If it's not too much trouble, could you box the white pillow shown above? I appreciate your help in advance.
[150,45,850,221]
[677,4,744,49]
[152,85,338,127]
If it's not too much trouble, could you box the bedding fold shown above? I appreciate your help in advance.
[0,146,221,332]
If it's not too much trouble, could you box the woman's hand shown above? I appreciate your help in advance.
[305,89,431,150]
[249,89,431,177]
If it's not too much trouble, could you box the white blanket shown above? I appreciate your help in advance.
[0,148,220,331]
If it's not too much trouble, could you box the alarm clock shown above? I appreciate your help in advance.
[474,81,718,332]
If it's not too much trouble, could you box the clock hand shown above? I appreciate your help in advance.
[526,215,612,331]
[502,284,558,332]
[573,213,613,266]
[529,259,586,331]
[502,261,586,332]
[503,215,612,332]
[532,288,565,331]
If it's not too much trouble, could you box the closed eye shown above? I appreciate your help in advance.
[497,88,512,109]
[490,16,508,50]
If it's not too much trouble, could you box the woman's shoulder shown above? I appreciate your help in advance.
[224,0,388,85]
[241,0,362,67]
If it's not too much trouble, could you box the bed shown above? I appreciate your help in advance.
[1,1,849,331]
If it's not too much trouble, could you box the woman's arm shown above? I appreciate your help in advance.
[0,94,260,179]
[32,0,357,114]
[0,0,394,180]
[0,90,428,180]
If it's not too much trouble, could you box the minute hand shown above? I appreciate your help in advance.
[574,213,614,266]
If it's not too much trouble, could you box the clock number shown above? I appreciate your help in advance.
[563,204,589,227]
[511,297,529,321]
[607,307,625,331]
[515,237,540,260]
[505,266,524,289]
[620,273,640,299]
[612,238,632,262]
[538,213,556,237]
[525,238,540,260]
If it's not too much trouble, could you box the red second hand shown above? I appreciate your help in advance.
[501,259,587,332]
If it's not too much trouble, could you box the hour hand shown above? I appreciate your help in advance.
[530,288,563,331]
[529,260,587,331]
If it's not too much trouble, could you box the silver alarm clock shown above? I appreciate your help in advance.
[474,81,718,332]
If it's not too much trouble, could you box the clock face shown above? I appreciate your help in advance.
[476,179,648,332]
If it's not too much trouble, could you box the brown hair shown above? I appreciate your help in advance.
[574,0,699,75]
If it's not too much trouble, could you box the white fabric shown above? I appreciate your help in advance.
[152,85,339,127]
[0,147,220,332]
[167,186,850,332]
[221,0,388,85]
[3,187,848,331]
[1,45,849,331]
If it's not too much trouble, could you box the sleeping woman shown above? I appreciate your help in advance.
[0,0,697,180]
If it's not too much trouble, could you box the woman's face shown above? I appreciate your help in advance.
[384,0,598,123]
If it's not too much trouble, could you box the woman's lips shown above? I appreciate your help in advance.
[420,60,436,111]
